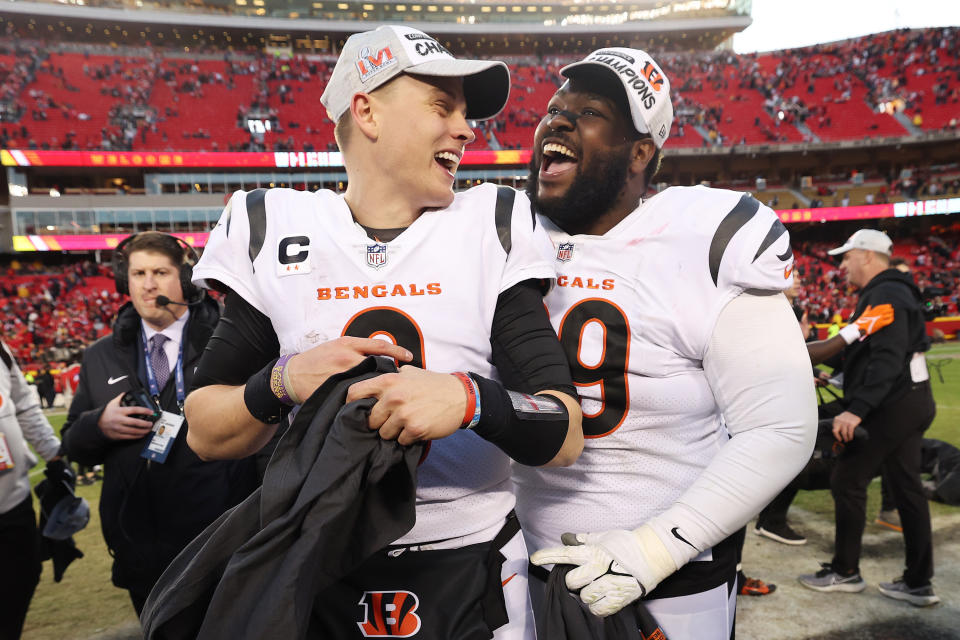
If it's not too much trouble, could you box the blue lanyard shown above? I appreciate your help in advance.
[141,330,185,411]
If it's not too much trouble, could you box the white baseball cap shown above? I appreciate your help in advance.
[827,229,893,256]
[560,48,674,148]
[321,25,510,123]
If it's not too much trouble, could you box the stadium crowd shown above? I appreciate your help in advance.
[0,260,121,369]
[793,225,960,324]
[0,26,956,154]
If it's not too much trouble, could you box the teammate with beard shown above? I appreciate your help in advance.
[512,49,818,638]
[183,26,582,638]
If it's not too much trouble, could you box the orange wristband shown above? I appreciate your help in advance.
[452,372,479,429]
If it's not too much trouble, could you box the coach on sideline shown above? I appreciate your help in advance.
[799,229,939,606]
[61,231,259,614]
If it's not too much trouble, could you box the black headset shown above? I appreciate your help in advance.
[112,232,202,304]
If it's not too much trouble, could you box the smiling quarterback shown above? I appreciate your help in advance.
[180,25,583,639]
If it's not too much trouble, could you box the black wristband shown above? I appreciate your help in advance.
[468,373,569,467]
[243,357,285,424]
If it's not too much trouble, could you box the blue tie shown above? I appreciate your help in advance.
[150,334,170,390]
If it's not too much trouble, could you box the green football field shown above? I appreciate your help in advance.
[20,344,960,639]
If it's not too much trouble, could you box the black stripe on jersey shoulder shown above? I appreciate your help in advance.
[752,217,789,263]
[494,186,517,255]
[709,193,760,286]
[0,342,12,369]
[245,188,268,270]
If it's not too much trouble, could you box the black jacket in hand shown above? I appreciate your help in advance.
[141,357,423,640]
[60,297,260,596]
[841,268,930,420]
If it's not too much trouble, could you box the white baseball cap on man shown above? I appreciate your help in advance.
[321,25,510,123]
[827,229,893,256]
[559,48,674,148]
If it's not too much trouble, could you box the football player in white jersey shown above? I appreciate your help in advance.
[513,49,818,638]
[182,26,582,639]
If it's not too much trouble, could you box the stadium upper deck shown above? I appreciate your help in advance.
[0,1,957,254]
[0,0,750,52]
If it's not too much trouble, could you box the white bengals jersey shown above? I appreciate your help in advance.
[194,183,555,544]
[513,185,795,552]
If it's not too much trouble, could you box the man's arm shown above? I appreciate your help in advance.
[3,343,60,461]
[185,290,412,460]
[345,279,583,466]
[60,350,154,465]
[807,304,895,365]
[840,302,909,420]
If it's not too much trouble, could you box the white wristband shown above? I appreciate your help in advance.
[839,323,861,344]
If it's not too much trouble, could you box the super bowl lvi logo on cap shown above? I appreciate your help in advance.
[356,45,398,83]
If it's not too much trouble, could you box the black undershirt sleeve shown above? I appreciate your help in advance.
[191,288,281,391]
[489,279,576,398]
[469,279,578,466]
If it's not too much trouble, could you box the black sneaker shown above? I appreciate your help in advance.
[755,521,807,545]
[878,577,940,607]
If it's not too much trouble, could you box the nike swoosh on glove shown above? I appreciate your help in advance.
[530,526,677,617]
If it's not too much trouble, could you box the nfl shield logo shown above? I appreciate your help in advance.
[556,242,574,262]
[366,244,388,269]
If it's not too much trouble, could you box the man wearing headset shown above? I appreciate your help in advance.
[61,231,260,614]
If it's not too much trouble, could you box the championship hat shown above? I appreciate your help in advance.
[321,25,510,123]
[827,229,893,256]
[560,48,674,148]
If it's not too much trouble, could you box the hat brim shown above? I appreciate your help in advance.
[560,61,656,143]
[407,59,510,121]
[827,245,851,255]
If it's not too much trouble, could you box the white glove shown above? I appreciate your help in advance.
[530,526,678,617]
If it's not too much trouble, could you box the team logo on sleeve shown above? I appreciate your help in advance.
[357,590,422,637]
[277,235,311,276]
[367,244,389,269]
[556,242,575,262]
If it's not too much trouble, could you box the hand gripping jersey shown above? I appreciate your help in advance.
[513,185,795,553]
[194,183,555,544]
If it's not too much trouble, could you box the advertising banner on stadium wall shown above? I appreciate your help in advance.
[776,198,960,223]
[12,198,960,252]
[12,233,210,252]
[0,149,533,169]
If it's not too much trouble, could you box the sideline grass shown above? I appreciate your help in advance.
[20,343,960,639]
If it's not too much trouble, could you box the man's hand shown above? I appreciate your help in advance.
[832,410,862,443]
[345,367,466,445]
[530,526,677,617]
[98,393,155,440]
[853,304,894,338]
[287,337,413,403]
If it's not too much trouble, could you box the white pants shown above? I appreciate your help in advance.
[645,581,736,640]
[496,530,538,640]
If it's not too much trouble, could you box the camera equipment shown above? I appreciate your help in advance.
[121,388,163,423]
